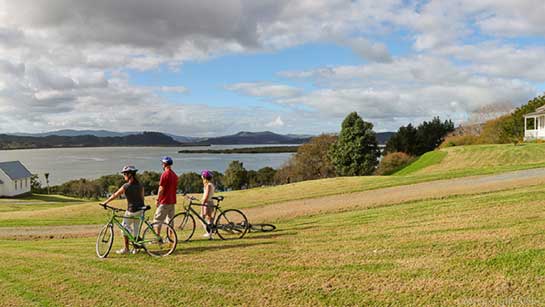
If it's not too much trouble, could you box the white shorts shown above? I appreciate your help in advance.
[122,210,144,238]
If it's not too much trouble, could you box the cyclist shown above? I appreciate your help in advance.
[200,170,215,238]
[100,165,145,255]
[154,156,178,232]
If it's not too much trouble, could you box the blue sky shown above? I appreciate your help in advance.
[1,1,545,136]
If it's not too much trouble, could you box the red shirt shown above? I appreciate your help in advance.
[158,168,178,205]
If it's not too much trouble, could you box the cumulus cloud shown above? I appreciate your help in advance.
[0,0,543,135]
[225,82,301,98]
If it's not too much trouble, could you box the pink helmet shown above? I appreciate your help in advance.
[201,170,213,179]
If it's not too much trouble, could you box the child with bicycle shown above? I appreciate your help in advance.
[200,170,215,238]
[100,165,146,254]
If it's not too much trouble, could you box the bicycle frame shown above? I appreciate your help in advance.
[182,200,223,232]
[105,208,159,246]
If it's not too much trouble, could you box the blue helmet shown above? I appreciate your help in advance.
[161,156,173,165]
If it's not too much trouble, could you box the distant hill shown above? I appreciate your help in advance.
[189,131,312,145]
[0,132,182,150]
[376,132,395,145]
[10,129,196,143]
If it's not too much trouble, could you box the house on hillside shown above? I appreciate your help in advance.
[524,105,545,141]
[0,161,32,197]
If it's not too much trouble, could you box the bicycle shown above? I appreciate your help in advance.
[96,203,177,258]
[169,194,249,241]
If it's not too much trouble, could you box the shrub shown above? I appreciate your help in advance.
[439,135,481,148]
[375,152,415,175]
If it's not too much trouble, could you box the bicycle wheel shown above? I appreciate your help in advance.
[96,224,114,258]
[169,212,196,242]
[215,209,249,240]
[142,222,177,257]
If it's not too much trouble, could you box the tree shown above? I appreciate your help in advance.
[256,167,276,186]
[30,174,43,193]
[178,172,202,193]
[329,112,381,176]
[385,117,454,156]
[414,117,455,155]
[224,160,248,190]
[385,123,417,155]
[139,171,161,195]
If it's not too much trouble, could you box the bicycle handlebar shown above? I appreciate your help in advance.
[98,203,125,212]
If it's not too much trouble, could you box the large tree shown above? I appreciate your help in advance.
[224,160,248,190]
[329,112,380,176]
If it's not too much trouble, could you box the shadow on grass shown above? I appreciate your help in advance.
[175,241,275,255]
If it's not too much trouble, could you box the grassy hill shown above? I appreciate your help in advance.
[396,143,545,176]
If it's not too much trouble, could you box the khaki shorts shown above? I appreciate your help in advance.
[122,210,144,237]
[153,204,175,224]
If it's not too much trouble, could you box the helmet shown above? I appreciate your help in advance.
[161,156,173,165]
[201,170,213,180]
[120,165,138,174]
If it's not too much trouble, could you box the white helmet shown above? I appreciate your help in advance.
[120,165,138,174]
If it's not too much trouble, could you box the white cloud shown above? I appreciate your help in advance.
[0,0,543,135]
[225,82,301,98]
[158,86,189,94]
[266,116,285,128]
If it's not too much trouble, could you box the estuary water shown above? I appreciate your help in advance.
[0,145,295,185]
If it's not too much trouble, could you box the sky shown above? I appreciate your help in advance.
[0,0,545,136]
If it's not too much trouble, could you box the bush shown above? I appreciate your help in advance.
[375,152,415,175]
[439,135,481,148]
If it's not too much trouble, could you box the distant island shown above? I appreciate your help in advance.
[179,146,300,154]
[0,132,181,150]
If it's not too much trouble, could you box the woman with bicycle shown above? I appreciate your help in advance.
[200,170,215,238]
[100,165,146,254]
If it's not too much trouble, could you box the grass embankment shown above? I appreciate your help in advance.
[396,142,545,176]
[2,185,545,306]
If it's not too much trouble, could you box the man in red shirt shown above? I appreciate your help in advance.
[154,156,178,227]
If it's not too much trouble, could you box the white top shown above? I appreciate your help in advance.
[202,182,215,205]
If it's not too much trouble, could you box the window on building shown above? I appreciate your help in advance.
[25,178,28,188]
[14,181,17,190]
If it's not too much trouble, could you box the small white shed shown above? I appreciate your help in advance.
[0,161,32,197]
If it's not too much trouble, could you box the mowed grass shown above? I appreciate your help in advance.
[401,142,545,176]
[0,194,85,213]
[2,185,545,306]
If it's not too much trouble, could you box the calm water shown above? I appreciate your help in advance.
[0,146,295,185]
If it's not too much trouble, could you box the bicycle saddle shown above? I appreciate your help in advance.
[139,205,151,211]
[212,196,224,201]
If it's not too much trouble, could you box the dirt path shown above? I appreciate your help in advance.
[3,168,545,240]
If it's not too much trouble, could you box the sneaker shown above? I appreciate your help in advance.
[115,248,129,255]
[130,248,139,255]
[202,232,211,238]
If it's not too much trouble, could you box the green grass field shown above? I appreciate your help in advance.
[2,184,545,306]
[3,143,545,305]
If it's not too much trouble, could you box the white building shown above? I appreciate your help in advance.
[0,161,32,197]
[524,105,545,141]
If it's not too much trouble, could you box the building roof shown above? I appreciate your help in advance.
[525,105,545,117]
[0,161,32,181]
